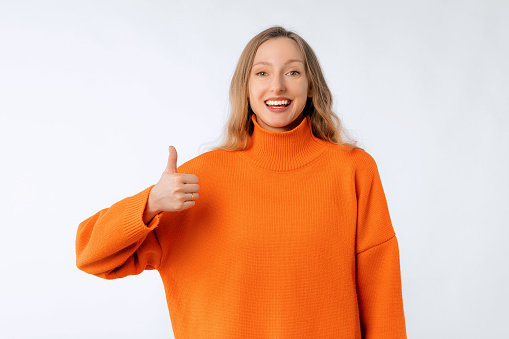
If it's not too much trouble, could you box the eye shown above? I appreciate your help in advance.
[287,70,300,76]
[256,71,268,76]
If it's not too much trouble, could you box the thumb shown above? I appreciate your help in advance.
[165,146,178,173]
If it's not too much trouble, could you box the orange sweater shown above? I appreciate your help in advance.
[76,115,406,338]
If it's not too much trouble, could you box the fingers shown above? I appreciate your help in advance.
[181,174,199,184]
[187,192,199,201]
[173,189,199,201]
[183,184,200,193]
[180,200,196,211]
[170,193,198,212]
[165,146,178,174]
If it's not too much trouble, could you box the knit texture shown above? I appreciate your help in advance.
[76,115,407,338]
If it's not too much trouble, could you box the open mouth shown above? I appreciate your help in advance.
[265,99,292,108]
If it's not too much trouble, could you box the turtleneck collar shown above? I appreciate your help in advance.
[238,114,331,172]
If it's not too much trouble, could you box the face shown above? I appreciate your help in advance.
[248,37,312,132]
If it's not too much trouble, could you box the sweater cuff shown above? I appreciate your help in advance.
[123,185,161,241]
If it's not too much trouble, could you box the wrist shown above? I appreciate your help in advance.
[143,192,161,225]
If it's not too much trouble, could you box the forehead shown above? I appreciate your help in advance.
[253,37,304,64]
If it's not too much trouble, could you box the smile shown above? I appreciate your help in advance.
[265,99,292,107]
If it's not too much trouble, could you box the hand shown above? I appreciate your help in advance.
[143,146,199,224]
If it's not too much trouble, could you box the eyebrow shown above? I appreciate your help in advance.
[252,59,304,67]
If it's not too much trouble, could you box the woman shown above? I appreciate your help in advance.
[76,26,407,338]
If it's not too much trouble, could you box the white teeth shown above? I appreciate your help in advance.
[265,100,290,106]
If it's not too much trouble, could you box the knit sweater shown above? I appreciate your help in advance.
[76,114,407,338]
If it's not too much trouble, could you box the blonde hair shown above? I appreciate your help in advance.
[210,26,357,151]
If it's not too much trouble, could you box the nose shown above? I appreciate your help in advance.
[270,74,285,93]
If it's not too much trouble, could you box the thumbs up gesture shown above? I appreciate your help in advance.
[143,146,200,224]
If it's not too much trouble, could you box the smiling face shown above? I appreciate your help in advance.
[248,37,312,132]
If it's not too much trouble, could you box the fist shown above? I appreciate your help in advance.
[147,146,200,214]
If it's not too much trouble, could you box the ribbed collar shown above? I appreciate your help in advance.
[238,114,331,172]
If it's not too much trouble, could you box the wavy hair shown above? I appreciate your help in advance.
[210,26,357,151]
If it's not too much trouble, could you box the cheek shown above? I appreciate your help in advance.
[248,83,262,102]
[301,81,310,96]
[248,84,259,109]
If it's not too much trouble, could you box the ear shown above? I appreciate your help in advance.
[307,86,313,98]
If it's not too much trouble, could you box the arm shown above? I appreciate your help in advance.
[75,185,163,279]
[354,151,407,338]
[76,146,200,280]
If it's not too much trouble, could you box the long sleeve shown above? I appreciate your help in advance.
[354,151,407,338]
[76,185,163,279]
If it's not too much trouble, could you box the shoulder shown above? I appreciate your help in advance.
[176,149,232,175]
[327,145,379,174]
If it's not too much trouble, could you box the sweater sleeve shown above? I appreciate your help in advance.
[75,185,163,279]
[354,151,407,338]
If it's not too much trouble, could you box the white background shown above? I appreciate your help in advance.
[1,0,508,338]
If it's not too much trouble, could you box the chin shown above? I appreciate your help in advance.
[264,114,289,123]
[257,113,301,131]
